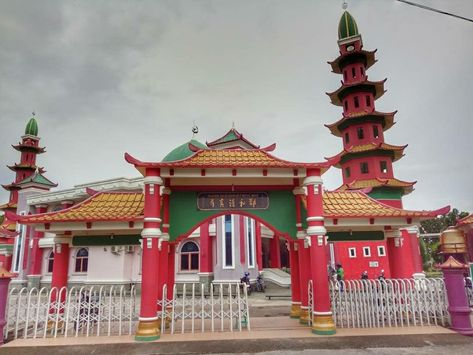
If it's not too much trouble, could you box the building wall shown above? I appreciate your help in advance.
[333,240,390,280]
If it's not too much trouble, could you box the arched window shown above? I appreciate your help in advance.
[47,250,54,273]
[75,248,88,273]
[180,241,199,271]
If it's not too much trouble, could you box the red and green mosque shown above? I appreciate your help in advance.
[1,11,472,341]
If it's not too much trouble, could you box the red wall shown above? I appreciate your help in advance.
[333,240,391,280]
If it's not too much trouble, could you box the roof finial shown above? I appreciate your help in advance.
[232,121,235,129]
[32,111,36,117]
[191,121,199,137]
[342,1,348,10]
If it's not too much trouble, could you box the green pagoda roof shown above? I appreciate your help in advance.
[25,117,39,136]
[16,172,57,188]
[338,11,359,40]
[162,139,207,162]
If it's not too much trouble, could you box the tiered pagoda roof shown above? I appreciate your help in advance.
[336,178,416,195]
[325,110,396,137]
[326,79,387,106]
[326,142,407,167]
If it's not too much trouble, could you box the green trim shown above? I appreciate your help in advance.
[25,117,39,136]
[169,190,297,240]
[327,231,384,241]
[134,335,160,342]
[72,235,141,246]
[312,328,336,335]
[0,244,14,251]
[162,139,207,162]
[368,187,403,200]
[17,172,56,187]
[337,115,388,133]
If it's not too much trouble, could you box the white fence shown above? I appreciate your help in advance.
[157,282,251,334]
[329,278,449,328]
[5,285,137,340]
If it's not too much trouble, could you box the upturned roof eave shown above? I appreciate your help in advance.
[326,79,387,106]
[325,110,397,137]
[328,49,377,74]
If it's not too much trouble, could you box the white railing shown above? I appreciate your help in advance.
[5,285,137,340]
[328,278,449,328]
[157,282,251,334]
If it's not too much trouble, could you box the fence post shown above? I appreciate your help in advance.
[440,256,473,336]
[0,264,13,343]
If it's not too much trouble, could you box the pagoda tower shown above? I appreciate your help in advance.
[0,116,56,274]
[325,11,423,279]
[325,11,415,208]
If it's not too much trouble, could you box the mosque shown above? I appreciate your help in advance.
[1,11,466,339]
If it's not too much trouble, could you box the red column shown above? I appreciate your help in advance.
[136,169,163,341]
[167,244,176,300]
[156,241,169,315]
[239,216,245,265]
[387,228,420,279]
[256,222,263,271]
[270,235,281,268]
[304,169,335,335]
[199,221,213,273]
[29,205,48,276]
[298,239,311,324]
[289,241,301,318]
[50,238,70,310]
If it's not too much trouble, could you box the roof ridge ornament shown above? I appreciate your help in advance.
[342,1,348,10]
[191,121,199,138]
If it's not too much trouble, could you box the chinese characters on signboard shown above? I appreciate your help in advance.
[197,192,269,210]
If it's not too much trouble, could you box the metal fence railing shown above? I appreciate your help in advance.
[157,282,251,334]
[328,278,449,328]
[5,285,137,340]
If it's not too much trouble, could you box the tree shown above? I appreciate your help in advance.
[419,208,469,271]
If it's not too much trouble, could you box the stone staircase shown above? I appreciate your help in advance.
[262,268,291,288]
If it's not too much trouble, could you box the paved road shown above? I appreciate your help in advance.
[1,333,473,355]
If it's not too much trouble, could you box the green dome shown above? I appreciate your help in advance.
[162,139,207,162]
[25,117,38,136]
[338,11,359,40]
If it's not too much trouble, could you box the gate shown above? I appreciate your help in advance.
[157,282,251,334]
[328,278,449,328]
[5,285,137,340]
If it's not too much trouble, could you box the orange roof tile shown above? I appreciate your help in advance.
[17,192,144,224]
[457,214,473,226]
[15,188,447,226]
[125,150,328,171]
[319,190,444,218]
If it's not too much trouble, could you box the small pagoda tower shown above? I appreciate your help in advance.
[0,116,56,272]
[325,11,415,208]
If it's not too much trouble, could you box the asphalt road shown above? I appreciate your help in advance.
[1,333,473,355]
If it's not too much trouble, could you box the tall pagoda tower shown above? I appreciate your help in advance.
[325,11,415,208]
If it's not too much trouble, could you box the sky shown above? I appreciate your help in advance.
[0,0,472,213]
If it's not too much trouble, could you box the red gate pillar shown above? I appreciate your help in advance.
[289,241,301,318]
[270,235,281,268]
[304,169,336,335]
[386,228,417,279]
[256,221,263,271]
[50,235,70,321]
[136,168,164,341]
[28,204,48,286]
[199,221,214,290]
[297,239,311,324]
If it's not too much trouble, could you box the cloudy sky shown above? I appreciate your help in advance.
[0,0,472,213]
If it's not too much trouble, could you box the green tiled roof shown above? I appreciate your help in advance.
[17,172,56,187]
[338,11,359,40]
[162,139,207,162]
[25,117,38,136]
